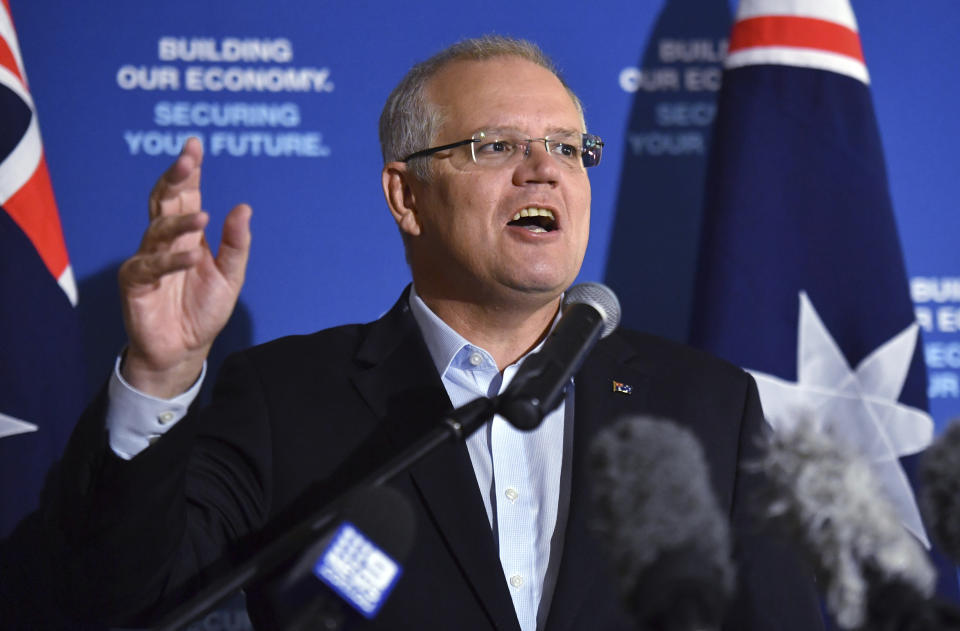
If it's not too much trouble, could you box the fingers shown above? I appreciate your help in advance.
[119,248,204,292]
[124,211,209,286]
[138,211,209,251]
[148,137,204,219]
[124,204,252,292]
[216,204,253,288]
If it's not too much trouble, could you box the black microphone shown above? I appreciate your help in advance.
[497,282,620,430]
[248,485,416,631]
[588,416,735,631]
[756,423,940,630]
[919,417,960,564]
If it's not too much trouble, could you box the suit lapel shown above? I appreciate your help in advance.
[350,290,521,631]
[545,335,655,631]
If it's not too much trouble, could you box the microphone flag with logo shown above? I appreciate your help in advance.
[688,0,958,597]
[0,3,85,538]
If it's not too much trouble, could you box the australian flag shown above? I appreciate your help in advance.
[0,4,90,625]
[0,2,84,540]
[690,0,959,600]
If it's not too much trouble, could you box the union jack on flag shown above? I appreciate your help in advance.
[0,8,74,305]
[0,0,84,539]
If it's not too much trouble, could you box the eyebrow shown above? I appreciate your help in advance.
[480,126,583,138]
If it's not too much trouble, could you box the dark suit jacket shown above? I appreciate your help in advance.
[47,290,824,630]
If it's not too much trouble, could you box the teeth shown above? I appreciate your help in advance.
[511,207,556,222]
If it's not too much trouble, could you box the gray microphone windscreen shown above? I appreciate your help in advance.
[564,282,620,338]
[758,424,935,630]
[589,416,734,627]
[919,417,960,562]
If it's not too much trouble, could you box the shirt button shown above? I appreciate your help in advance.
[158,411,176,425]
[468,352,483,366]
[509,574,524,588]
[505,487,519,503]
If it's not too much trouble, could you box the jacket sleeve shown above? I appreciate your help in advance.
[44,350,273,626]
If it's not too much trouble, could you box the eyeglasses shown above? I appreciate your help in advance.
[403,129,604,170]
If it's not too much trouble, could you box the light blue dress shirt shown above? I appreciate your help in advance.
[408,288,571,631]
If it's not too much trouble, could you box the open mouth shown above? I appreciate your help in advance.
[507,207,557,233]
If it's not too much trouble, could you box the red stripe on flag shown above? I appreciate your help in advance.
[3,155,69,280]
[729,16,864,62]
[0,1,24,84]
[0,34,24,84]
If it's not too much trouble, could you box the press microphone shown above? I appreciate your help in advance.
[497,282,620,430]
[588,416,735,631]
[247,485,416,631]
[756,424,938,630]
[919,418,960,564]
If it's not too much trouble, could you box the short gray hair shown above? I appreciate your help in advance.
[378,35,585,180]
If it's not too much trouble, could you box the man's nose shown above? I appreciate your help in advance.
[514,140,559,185]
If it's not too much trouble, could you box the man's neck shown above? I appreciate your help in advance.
[416,289,561,371]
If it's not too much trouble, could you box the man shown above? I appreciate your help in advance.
[46,37,823,630]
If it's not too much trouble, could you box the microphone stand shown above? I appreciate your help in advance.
[154,396,498,631]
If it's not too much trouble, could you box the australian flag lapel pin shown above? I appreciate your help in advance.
[612,380,632,395]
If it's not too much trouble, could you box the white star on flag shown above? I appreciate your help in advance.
[749,291,934,547]
[0,412,38,440]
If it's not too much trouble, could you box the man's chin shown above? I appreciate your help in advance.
[496,277,573,305]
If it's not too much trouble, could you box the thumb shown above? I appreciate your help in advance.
[216,203,252,288]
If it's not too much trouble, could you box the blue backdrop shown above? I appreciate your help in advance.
[7,0,960,463]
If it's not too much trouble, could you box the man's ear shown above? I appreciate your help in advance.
[382,161,421,237]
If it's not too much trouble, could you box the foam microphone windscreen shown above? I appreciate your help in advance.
[919,417,960,563]
[589,415,735,630]
[756,423,935,630]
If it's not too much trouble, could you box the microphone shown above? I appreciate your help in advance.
[919,418,960,564]
[248,485,416,631]
[588,416,735,631]
[756,423,937,630]
[497,282,620,430]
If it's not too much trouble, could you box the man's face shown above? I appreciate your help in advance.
[399,56,591,307]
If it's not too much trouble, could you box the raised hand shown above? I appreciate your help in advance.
[118,137,252,397]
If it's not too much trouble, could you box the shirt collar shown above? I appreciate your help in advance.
[408,285,561,377]
[409,285,479,377]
